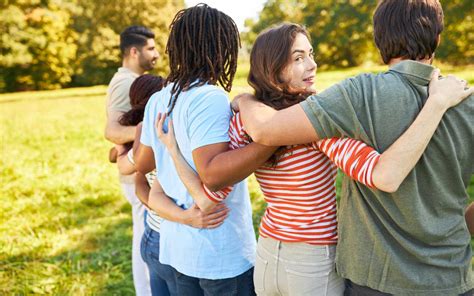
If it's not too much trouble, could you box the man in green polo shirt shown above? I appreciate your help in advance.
[236,0,473,295]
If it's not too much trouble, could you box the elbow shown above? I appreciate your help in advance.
[372,174,401,193]
[201,174,227,192]
[202,179,223,193]
[104,128,113,142]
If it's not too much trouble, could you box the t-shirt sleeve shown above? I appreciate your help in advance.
[300,78,370,143]
[107,78,133,113]
[188,89,232,151]
[315,137,381,188]
[140,94,156,147]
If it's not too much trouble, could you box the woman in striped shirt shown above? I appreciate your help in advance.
[154,23,465,296]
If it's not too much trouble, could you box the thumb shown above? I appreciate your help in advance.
[431,68,441,80]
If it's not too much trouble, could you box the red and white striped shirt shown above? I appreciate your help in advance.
[203,113,381,245]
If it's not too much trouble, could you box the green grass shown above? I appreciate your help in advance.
[1,64,473,294]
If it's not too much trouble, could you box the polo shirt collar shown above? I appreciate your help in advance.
[389,60,434,86]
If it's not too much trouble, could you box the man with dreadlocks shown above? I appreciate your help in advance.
[135,4,275,295]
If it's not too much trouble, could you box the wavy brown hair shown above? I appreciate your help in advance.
[248,23,313,165]
[165,3,240,114]
[248,23,313,111]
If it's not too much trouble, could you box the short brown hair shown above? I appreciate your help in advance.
[373,0,444,64]
[248,23,310,111]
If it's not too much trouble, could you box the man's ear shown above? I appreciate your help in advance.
[129,47,139,58]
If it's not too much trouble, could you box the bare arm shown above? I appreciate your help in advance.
[133,123,156,174]
[116,145,136,175]
[148,179,229,228]
[135,172,152,207]
[372,71,473,192]
[155,114,237,212]
[466,202,474,236]
[104,110,136,144]
[237,95,318,146]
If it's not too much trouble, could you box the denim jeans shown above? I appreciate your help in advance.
[140,223,177,296]
[174,267,256,296]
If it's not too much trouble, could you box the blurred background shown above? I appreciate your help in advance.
[0,0,472,294]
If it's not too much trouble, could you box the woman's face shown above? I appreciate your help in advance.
[279,33,317,94]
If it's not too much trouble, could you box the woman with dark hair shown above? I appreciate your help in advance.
[155,22,469,295]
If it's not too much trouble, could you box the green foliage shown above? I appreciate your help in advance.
[0,1,78,91]
[243,0,473,69]
[0,0,184,92]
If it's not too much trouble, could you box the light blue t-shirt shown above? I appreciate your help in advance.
[141,83,256,279]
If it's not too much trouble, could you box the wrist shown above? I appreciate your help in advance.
[426,94,449,112]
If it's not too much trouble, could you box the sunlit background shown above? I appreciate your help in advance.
[0,0,472,294]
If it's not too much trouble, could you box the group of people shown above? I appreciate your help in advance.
[104,1,474,295]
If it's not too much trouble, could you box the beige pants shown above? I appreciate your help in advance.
[254,236,344,296]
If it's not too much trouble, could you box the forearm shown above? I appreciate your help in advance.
[239,98,318,146]
[148,188,188,224]
[104,122,136,144]
[168,148,217,212]
[239,99,277,143]
[372,99,448,192]
[135,172,150,207]
[198,143,276,191]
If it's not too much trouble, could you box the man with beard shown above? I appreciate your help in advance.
[105,25,159,296]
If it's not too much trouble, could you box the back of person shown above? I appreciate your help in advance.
[314,62,473,294]
[141,83,256,279]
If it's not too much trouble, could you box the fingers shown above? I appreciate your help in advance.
[168,118,175,138]
[155,112,166,137]
[464,86,474,97]
[431,68,440,80]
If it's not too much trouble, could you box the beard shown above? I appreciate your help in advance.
[139,55,156,71]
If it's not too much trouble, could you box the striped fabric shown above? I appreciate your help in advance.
[204,112,380,245]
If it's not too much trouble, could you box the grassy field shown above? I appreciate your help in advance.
[1,64,473,294]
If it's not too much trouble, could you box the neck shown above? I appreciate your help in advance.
[122,59,144,75]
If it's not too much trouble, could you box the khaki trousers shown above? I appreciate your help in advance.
[254,236,344,296]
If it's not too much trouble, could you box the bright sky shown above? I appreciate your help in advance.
[185,0,266,32]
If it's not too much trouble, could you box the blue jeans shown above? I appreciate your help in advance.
[174,267,256,296]
[140,223,177,296]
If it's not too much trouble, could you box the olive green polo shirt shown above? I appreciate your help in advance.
[301,60,473,295]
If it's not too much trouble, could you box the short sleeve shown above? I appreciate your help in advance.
[188,89,232,151]
[300,78,370,143]
[140,93,157,147]
[228,112,252,150]
[107,78,134,113]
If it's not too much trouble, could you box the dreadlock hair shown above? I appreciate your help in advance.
[118,74,164,151]
[165,3,240,114]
